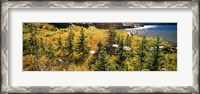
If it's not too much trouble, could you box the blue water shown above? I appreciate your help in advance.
[125,25,177,44]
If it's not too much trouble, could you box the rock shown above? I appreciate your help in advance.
[90,50,96,54]
[159,46,165,49]
[112,44,119,48]
[149,47,154,51]
[57,58,64,63]
[123,46,131,51]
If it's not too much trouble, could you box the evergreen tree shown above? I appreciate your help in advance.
[76,28,90,62]
[115,36,126,69]
[125,35,131,46]
[23,39,31,55]
[123,35,132,59]
[46,43,54,60]
[46,43,54,67]
[40,38,45,50]
[138,36,147,71]
[27,24,40,70]
[116,36,120,44]
[28,24,39,59]
[107,30,117,55]
[66,31,74,57]
[108,30,116,44]
[149,36,162,71]
[118,37,125,60]
[96,40,103,58]
[57,35,62,50]
[28,24,35,55]
[93,41,108,71]
[90,40,103,70]
[33,37,39,58]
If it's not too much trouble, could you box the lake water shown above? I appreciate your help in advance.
[124,25,177,44]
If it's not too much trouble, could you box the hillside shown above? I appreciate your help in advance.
[23,23,177,71]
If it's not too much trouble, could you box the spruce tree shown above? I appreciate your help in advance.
[46,44,54,60]
[95,40,103,59]
[118,37,125,61]
[90,40,102,70]
[29,24,39,60]
[28,24,35,55]
[108,30,116,44]
[116,36,121,44]
[46,43,54,67]
[115,36,126,69]
[123,35,132,59]
[33,37,39,58]
[138,36,147,71]
[66,31,74,57]
[93,41,108,71]
[76,28,90,62]
[149,36,162,71]
[40,38,45,51]
[57,35,62,50]
[108,30,117,55]
[125,35,131,46]
[28,24,40,70]
[23,39,31,55]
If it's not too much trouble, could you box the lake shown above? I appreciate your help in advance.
[124,25,177,44]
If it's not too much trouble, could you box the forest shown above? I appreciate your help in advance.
[23,23,177,71]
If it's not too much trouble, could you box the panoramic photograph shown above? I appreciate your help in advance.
[23,23,177,71]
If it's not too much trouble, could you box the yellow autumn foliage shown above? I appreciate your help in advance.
[23,23,177,71]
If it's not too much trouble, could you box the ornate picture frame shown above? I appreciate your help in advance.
[1,1,199,93]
